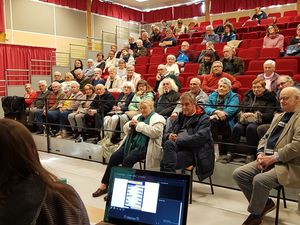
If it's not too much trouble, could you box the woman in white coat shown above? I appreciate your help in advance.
[92,99,165,198]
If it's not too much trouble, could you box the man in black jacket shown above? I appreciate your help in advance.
[160,92,214,181]
[83,84,114,143]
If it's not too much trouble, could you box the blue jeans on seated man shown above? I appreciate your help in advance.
[160,140,194,173]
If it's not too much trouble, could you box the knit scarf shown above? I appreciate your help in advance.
[123,111,155,156]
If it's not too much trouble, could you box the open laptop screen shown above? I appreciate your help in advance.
[104,167,190,225]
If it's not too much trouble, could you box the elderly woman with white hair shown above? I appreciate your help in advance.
[105,66,122,92]
[116,59,127,78]
[121,65,141,91]
[102,82,135,144]
[205,77,239,158]
[165,54,180,76]
[155,78,180,118]
[92,99,165,198]
[54,81,83,138]
[91,68,105,86]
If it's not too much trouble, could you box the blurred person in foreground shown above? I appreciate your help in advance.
[0,119,89,225]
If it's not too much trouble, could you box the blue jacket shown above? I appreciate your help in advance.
[205,90,239,128]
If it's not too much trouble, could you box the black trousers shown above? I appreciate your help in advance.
[101,146,146,185]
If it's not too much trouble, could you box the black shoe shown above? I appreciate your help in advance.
[92,188,107,197]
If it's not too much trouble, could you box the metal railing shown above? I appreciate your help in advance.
[5,69,30,85]
[69,43,87,59]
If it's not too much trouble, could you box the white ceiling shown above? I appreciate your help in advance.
[108,0,203,11]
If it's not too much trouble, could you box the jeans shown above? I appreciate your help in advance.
[160,140,194,173]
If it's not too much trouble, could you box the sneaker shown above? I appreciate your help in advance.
[261,199,275,217]
[242,214,262,225]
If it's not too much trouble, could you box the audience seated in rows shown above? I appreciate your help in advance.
[233,87,300,225]
[176,41,195,66]
[197,42,220,63]
[221,45,244,76]
[161,92,214,182]
[102,82,135,145]
[198,50,216,75]
[68,84,96,141]
[24,83,37,109]
[263,24,284,54]
[230,78,278,159]
[84,84,114,143]
[154,64,181,92]
[205,78,239,159]
[257,60,279,92]
[121,65,141,92]
[286,24,300,56]
[202,61,241,94]
[220,23,236,43]
[104,66,122,92]
[116,59,127,78]
[83,59,95,78]
[159,29,177,47]
[70,59,83,76]
[173,19,188,37]
[150,25,162,43]
[95,52,106,70]
[201,25,220,44]
[165,54,180,76]
[35,81,65,134]
[92,99,166,198]
[91,68,105,86]
[133,39,147,58]
[74,69,90,91]
[155,78,180,118]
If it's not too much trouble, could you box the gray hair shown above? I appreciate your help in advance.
[122,81,134,91]
[212,61,223,67]
[74,68,82,74]
[218,77,232,88]
[157,78,178,96]
[38,80,47,86]
[94,68,102,73]
[52,81,62,88]
[206,25,214,30]
[70,81,80,88]
[126,65,135,71]
[167,54,176,60]
[108,66,117,73]
[136,39,143,45]
[181,41,190,46]
[264,60,276,67]
[180,92,197,105]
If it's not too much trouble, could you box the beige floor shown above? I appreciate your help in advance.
[40,151,300,225]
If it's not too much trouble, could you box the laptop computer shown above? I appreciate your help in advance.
[103,167,190,225]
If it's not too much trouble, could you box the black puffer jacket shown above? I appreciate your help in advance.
[165,107,215,181]
[239,90,278,124]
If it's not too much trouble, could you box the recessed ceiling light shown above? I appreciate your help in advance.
[136,0,148,2]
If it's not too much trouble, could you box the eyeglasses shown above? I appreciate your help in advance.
[277,81,288,87]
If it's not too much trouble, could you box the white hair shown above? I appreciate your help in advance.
[206,25,214,30]
[218,77,232,89]
[122,81,134,91]
[264,60,276,67]
[38,80,47,86]
[157,78,178,96]
[167,54,176,60]
[70,81,80,88]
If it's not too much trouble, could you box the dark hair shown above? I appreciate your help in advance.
[136,79,153,93]
[74,59,83,70]
[223,23,235,33]
[0,119,58,195]
[96,52,104,58]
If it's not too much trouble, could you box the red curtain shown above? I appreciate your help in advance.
[0,0,4,32]
[173,3,203,20]
[39,0,86,11]
[143,8,173,23]
[211,0,297,14]
[91,1,142,21]
[0,44,55,84]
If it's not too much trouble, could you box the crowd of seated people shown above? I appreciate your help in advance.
[22,17,300,162]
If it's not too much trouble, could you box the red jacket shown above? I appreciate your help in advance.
[202,72,241,94]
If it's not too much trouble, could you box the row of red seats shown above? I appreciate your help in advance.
[191,10,298,32]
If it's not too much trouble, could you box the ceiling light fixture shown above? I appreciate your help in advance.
[136,0,148,2]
